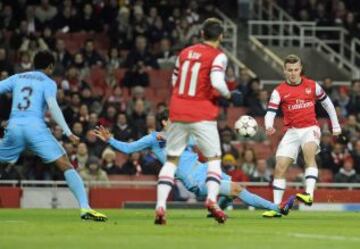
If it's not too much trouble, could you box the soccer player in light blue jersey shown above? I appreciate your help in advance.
[0,51,107,221]
[93,111,296,223]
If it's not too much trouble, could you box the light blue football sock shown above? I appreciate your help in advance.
[64,169,90,209]
[239,189,279,211]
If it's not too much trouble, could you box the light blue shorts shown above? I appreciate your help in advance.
[0,122,65,164]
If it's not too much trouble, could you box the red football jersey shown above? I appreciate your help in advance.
[169,43,226,122]
[268,77,326,129]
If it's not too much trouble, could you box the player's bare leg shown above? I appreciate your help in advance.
[262,157,292,217]
[205,156,227,224]
[297,142,318,206]
[154,156,178,225]
[55,155,107,221]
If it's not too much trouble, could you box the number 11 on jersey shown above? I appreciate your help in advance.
[178,61,201,96]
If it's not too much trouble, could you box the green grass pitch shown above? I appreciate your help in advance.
[1,209,359,249]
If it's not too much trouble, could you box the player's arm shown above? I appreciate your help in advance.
[316,83,341,135]
[171,57,180,86]
[45,82,76,141]
[0,75,15,94]
[210,53,231,98]
[93,126,157,154]
[264,89,281,136]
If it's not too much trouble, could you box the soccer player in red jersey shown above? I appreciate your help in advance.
[154,18,238,224]
[262,54,341,217]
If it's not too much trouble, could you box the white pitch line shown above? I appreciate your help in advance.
[287,232,360,242]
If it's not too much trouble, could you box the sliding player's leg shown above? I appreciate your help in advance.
[27,127,107,221]
[219,180,295,215]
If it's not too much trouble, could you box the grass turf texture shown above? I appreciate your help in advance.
[1,209,359,249]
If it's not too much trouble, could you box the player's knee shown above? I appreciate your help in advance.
[55,155,73,172]
[274,164,287,178]
[231,182,243,195]
[207,156,221,162]
[167,155,179,165]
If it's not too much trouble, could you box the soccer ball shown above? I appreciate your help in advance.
[234,115,258,137]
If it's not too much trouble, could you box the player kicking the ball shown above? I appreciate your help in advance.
[93,113,296,224]
[0,51,107,221]
[263,54,341,218]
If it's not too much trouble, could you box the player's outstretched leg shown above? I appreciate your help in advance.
[154,160,177,225]
[56,155,107,222]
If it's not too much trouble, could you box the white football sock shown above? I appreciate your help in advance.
[305,167,318,199]
[156,161,177,209]
[273,178,286,205]
[206,159,222,202]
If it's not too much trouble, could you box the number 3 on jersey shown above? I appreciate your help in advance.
[18,86,33,111]
[178,61,201,96]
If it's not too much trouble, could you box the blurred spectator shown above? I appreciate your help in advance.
[101,147,119,175]
[35,0,58,30]
[0,48,13,74]
[0,163,20,180]
[60,66,90,92]
[334,156,360,183]
[106,47,123,71]
[219,128,239,159]
[132,5,148,38]
[71,52,89,80]
[155,38,176,68]
[130,99,148,138]
[72,122,85,141]
[25,5,39,33]
[52,5,80,32]
[121,152,143,176]
[322,77,340,102]
[222,153,248,182]
[347,79,360,115]
[99,105,117,128]
[241,148,257,177]
[126,86,152,115]
[334,86,350,117]
[79,3,102,32]
[78,104,90,125]
[63,92,81,125]
[73,142,89,171]
[85,130,106,157]
[10,20,30,50]
[79,156,109,184]
[249,159,272,182]
[52,125,64,142]
[19,33,49,60]
[171,17,199,47]
[53,38,72,71]
[330,142,346,173]
[248,89,268,116]
[101,0,119,28]
[318,131,335,170]
[0,5,17,31]
[245,78,262,106]
[351,140,360,172]
[108,6,132,49]
[14,51,32,73]
[112,112,134,141]
[148,16,169,44]
[122,60,150,88]
[87,112,99,130]
[106,86,127,113]
[81,39,105,67]
[125,35,159,69]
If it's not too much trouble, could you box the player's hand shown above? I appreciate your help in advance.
[265,127,276,136]
[92,125,112,142]
[68,134,80,144]
[332,127,342,136]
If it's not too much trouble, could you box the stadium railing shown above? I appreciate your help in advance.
[252,0,360,78]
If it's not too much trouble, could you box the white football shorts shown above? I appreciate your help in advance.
[276,125,321,161]
[165,121,221,158]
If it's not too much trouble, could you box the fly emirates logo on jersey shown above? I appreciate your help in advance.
[287,99,314,111]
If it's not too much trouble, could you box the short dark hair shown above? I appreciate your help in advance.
[202,18,224,41]
[33,51,55,70]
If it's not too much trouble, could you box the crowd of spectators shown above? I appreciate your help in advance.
[276,0,360,37]
[0,0,359,186]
